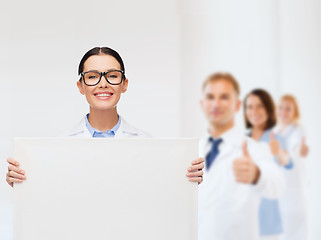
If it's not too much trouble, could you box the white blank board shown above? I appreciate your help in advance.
[14,138,198,240]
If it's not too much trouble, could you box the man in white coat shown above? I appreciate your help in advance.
[198,72,285,240]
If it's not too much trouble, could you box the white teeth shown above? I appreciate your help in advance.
[96,93,111,97]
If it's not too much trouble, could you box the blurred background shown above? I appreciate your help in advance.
[0,0,320,239]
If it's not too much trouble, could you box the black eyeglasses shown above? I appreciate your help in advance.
[80,70,125,86]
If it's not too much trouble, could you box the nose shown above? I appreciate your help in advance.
[97,74,110,88]
[252,107,258,114]
[211,98,220,107]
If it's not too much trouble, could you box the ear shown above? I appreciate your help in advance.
[121,78,129,93]
[235,99,242,112]
[200,98,204,109]
[77,80,85,95]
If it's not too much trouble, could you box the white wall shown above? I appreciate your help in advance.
[1,0,320,239]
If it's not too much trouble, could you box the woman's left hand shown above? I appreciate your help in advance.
[186,158,204,184]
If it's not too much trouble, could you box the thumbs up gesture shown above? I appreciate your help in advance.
[269,131,281,157]
[233,140,260,184]
[299,137,309,157]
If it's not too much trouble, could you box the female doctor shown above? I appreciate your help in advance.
[244,89,292,240]
[274,94,309,240]
[6,46,204,186]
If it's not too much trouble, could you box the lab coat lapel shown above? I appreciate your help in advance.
[201,127,244,174]
[114,118,140,138]
[209,127,244,167]
[214,143,235,163]
[67,117,92,137]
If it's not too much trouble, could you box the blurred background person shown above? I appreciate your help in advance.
[244,89,292,240]
[275,94,309,240]
[198,73,285,240]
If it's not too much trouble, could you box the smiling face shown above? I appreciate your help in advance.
[201,79,241,128]
[77,54,128,111]
[245,94,268,129]
[277,99,296,125]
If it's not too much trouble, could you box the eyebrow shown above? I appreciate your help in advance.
[205,92,230,96]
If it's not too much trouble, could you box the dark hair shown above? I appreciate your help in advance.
[78,47,126,77]
[244,89,277,130]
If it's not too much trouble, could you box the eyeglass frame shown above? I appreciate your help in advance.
[79,70,125,86]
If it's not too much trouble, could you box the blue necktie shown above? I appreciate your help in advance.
[206,138,223,170]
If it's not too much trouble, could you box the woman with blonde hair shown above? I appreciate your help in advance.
[275,94,309,240]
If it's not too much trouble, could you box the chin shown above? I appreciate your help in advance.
[91,103,117,111]
[279,119,288,124]
[210,118,224,126]
[252,121,263,126]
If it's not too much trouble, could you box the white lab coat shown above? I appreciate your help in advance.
[65,115,151,138]
[198,127,285,240]
[274,124,308,240]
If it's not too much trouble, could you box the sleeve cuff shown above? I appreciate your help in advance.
[284,158,294,169]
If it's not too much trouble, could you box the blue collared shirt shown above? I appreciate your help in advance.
[85,114,121,138]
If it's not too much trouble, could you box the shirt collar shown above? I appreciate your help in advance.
[204,126,244,148]
[247,128,272,141]
[260,129,271,141]
[85,113,121,137]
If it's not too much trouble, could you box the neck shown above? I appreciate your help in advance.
[208,120,235,139]
[88,107,119,132]
[278,121,292,130]
[250,126,265,141]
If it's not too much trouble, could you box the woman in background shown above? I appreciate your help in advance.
[244,89,292,240]
[275,94,309,240]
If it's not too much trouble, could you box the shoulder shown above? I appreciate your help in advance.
[293,124,305,136]
[223,127,268,155]
[246,136,271,159]
[226,129,272,162]
[116,117,152,138]
[285,124,305,142]
[58,116,90,137]
[58,116,87,137]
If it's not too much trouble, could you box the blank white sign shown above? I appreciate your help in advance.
[13,138,198,240]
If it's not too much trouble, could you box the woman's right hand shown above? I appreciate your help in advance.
[269,132,281,157]
[6,158,26,187]
[299,137,309,157]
